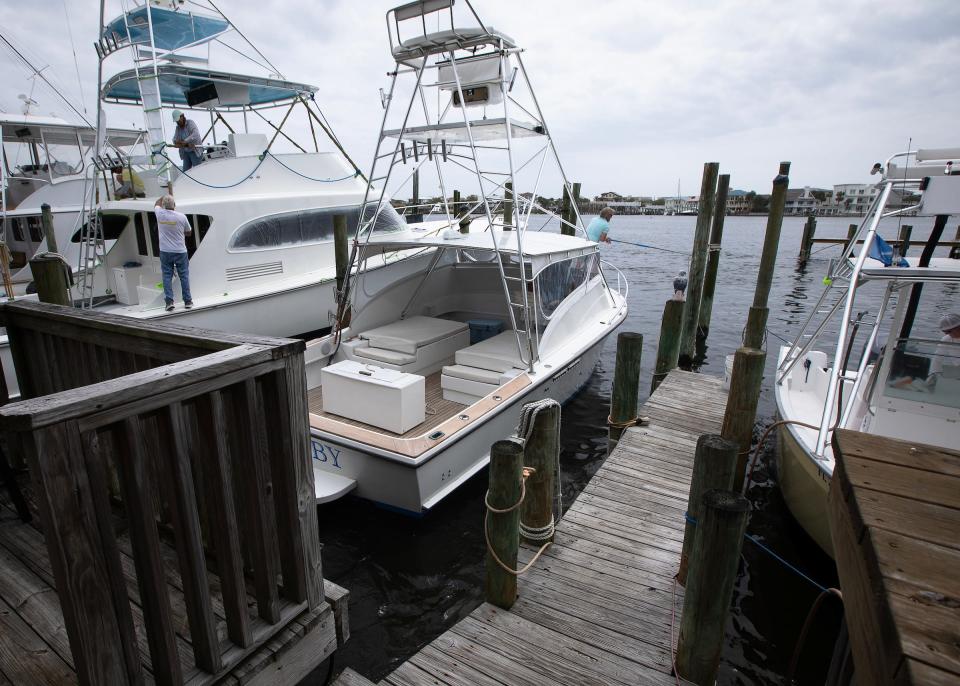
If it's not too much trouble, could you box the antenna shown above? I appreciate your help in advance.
[17,93,38,116]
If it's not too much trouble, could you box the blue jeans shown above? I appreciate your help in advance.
[160,251,192,305]
[181,149,203,172]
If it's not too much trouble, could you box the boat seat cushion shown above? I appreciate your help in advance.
[441,364,502,385]
[454,331,527,372]
[354,345,417,366]
[360,316,468,355]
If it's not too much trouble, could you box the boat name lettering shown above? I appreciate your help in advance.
[311,441,342,468]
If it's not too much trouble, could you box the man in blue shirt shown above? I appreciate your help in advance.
[586,207,614,243]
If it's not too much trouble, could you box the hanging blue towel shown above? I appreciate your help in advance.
[868,234,909,267]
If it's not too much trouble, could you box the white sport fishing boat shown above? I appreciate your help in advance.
[1,114,146,285]
[775,147,960,555]
[72,0,406,335]
[300,0,628,513]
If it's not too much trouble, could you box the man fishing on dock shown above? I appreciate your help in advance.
[171,110,203,172]
[586,207,614,244]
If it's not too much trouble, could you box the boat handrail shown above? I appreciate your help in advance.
[815,180,894,455]
[600,259,628,319]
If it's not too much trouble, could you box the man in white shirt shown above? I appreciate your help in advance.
[154,195,193,312]
[171,110,203,171]
[930,312,960,378]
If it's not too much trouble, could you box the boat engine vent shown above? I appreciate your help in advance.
[226,261,283,281]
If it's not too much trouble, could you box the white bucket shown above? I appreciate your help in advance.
[722,353,735,391]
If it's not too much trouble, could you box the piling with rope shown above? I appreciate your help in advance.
[676,489,751,686]
[484,438,524,609]
[651,299,683,394]
[608,332,643,454]
[678,434,738,585]
[698,173,730,336]
[798,215,816,264]
[519,400,560,546]
[679,162,719,369]
[722,348,766,488]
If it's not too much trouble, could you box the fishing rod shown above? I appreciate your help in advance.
[609,238,690,256]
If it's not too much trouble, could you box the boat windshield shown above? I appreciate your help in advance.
[361,202,407,236]
[537,254,599,318]
[884,336,960,410]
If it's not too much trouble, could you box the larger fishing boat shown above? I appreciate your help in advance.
[300,0,628,512]
[775,147,960,554]
[67,0,410,335]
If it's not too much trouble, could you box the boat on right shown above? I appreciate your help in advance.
[775,146,960,556]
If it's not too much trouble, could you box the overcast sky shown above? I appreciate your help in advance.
[2,0,958,198]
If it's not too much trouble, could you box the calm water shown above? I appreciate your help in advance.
[318,213,957,685]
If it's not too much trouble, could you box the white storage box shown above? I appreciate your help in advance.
[320,360,425,434]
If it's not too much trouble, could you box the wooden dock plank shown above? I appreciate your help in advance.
[381,369,724,685]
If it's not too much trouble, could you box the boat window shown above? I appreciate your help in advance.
[134,214,148,256]
[11,218,25,242]
[884,337,960,410]
[229,203,403,252]
[27,216,43,242]
[184,215,212,257]
[537,254,598,318]
[70,214,131,242]
[147,212,159,255]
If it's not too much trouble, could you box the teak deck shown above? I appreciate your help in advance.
[829,430,960,686]
[349,370,727,686]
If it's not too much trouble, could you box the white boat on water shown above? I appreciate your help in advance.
[775,147,960,555]
[69,0,401,335]
[299,0,628,513]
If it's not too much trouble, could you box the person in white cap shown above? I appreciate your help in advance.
[171,109,203,171]
[930,312,960,378]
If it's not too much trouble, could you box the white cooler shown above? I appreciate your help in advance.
[320,360,425,434]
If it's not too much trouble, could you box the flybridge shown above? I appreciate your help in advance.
[102,3,229,53]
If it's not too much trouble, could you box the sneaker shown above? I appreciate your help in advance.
[165,303,175,312]
[184,301,193,309]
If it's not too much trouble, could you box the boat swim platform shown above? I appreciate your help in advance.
[333,369,728,686]
[829,430,960,686]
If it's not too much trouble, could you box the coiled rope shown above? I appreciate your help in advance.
[515,398,563,541]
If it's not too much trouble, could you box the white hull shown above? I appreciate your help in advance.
[311,336,607,514]
[775,417,833,555]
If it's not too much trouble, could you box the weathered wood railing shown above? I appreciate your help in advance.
[0,301,322,685]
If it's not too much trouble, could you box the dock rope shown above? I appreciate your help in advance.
[484,467,554,576]
[515,398,563,536]
[742,419,819,493]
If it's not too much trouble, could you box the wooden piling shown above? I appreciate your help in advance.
[895,224,912,261]
[570,181,581,232]
[679,162,720,368]
[698,173,730,335]
[41,203,59,255]
[846,223,858,247]
[333,214,349,296]
[503,181,513,231]
[560,184,574,236]
[676,489,750,686]
[485,438,524,609]
[721,347,766,486]
[798,215,816,263]
[29,254,71,306]
[743,162,790,349]
[608,332,643,454]
[520,400,559,545]
[678,434,738,585]
[651,299,683,394]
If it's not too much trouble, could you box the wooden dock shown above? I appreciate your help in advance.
[335,369,727,685]
[829,430,960,686]
[0,301,350,685]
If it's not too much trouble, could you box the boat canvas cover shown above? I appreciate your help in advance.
[104,5,229,51]
[362,227,599,275]
[0,114,142,146]
[102,66,318,110]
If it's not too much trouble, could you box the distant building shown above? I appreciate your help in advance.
[726,189,752,215]
[664,196,698,214]
[831,183,881,216]
[784,186,830,216]
[595,191,624,203]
